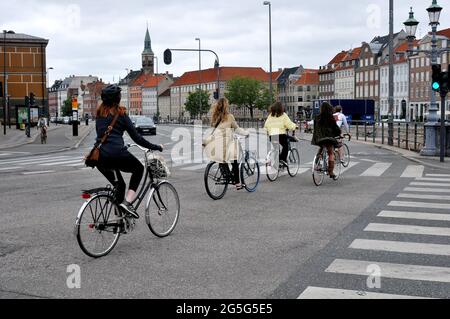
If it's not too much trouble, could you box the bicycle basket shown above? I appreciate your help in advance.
[147,153,171,179]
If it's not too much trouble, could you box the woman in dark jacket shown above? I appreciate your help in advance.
[96,85,163,219]
[311,102,342,178]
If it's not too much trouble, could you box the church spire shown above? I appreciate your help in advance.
[144,23,153,54]
[142,23,155,75]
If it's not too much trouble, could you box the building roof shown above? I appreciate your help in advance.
[277,66,301,84]
[294,71,319,85]
[2,32,48,44]
[172,67,271,87]
[270,70,283,81]
[329,51,348,65]
[142,75,165,88]
[436,28,450,38]
[119,70,142,85]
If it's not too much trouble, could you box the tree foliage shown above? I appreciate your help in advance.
[185,89,211,118]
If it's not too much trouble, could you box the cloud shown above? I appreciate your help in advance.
[1,0,449,84]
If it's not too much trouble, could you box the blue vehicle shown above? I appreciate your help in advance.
[313,99,376,124]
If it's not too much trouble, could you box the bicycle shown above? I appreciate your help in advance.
[74,144,180,258]
[204,135,260,200]
[312,138,343,187]
[266,133,301,182]
[336,134,351,168]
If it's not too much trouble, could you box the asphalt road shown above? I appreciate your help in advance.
[0,125,449,299]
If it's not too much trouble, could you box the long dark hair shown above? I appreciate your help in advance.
[318,102,336,126]
[270,102,284,117]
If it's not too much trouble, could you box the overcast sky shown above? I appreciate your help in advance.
[1,0,450,85]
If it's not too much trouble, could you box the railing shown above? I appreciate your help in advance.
[348,121,425,153]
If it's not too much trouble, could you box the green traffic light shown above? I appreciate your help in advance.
[433,82,440,90]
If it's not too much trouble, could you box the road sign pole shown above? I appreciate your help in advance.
[72,96,78,137]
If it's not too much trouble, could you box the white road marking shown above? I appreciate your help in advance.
[378,210,450,222]
[398,193,450,201]
[389,201,450,210]
[416,177,450,182]
[365,223,450,237]
[410,182,450,187]
[0,156,70,166]
[182,164,208,171]
[341,162,360,174]
[23,171,55,175]
[401,165,425,178]
[360,163,392,177]
[0,167,21,171]
[298,286,431,299]
[404,187,450,193]
[40,159,83,166]
[326,259,450,283]
[350,239,450,256]
[426,174,450,177]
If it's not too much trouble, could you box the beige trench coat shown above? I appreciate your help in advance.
[203,114,249,163]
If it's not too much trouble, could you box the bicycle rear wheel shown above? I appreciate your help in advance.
[241,154,260,193]
[312,153,325,187]
[204,162,229,200]
[333,151,342,181]
[266,149,279,182]
[287,148,300,177]
[146,181,180,238]
[341,143,350,168]
[75,194,122,258]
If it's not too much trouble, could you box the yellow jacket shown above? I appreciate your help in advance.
[264,113,297,136]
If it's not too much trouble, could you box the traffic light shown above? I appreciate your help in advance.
[164,49,172,65]
[25,96,30,107]
[30,92,36,106]
[432,64,441,92]
[0,82,3,98]
[440,70,449,94]
[213,89,219,100]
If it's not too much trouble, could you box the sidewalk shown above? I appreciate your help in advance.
[0,122,94,151]
[300,132,450,171]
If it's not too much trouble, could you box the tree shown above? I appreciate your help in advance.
[62,97,73,117]
[185,89,211,118]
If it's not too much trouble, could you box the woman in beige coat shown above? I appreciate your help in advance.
[203,98,249,190]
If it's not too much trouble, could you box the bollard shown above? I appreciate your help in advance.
[364,122,367,142]
[356,123,359,140]
[405,123,409,150]
[414,123,418,151]
[382,122,385,145]
[398,124,401,148]
[373,123,376,144]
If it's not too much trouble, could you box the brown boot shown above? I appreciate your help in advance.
[328,161,336,179]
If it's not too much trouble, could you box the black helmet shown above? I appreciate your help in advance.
[101,85,121,106]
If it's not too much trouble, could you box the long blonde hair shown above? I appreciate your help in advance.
[210,97,230,127]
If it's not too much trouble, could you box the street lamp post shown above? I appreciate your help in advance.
[3,30,6,135]
[263,1,273,106]
[404,1,449,159]
[196,38,202,119]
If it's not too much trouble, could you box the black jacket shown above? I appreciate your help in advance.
[96,113,161,158]
[311,115,342,147]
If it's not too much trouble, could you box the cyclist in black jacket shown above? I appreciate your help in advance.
[96,85,163,219]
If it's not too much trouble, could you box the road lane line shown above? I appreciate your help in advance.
[401,165,424,178]
[365,223,450,237]
[349,239,450,256]
[0,156,69,166]
[416,177,450,182]
[298,286,431,299]
[426,174,450,177]
[398,193,450,201]
[0,167,21,171]
[40,159,83,166]
[23,171,55,175]
[410,182,450,187]
[389,201,450,210]
[378,210,450,221]
[182,164,208,171]
[341,162,360,174]
[404,187,450,193]
[326,259,450,283]
[360,163,392,177]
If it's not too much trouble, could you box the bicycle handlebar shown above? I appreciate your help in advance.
[127,144,152,153]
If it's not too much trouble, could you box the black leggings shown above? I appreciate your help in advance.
[270,134,289,162]
[97,154,144,203]
[220,161,240,184]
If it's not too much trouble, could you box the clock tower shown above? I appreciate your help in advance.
[142,26,155,75]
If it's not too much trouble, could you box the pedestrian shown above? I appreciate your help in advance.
[311,102,342,179]
[203,97,249,190]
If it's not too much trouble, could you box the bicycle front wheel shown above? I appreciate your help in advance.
[241,155,260,193]
[341,144,350,168]
[204,162,229,200]
[75,194,122,258]
[312,154,325,187]
[287,148,300,177]
[146,181,180,238]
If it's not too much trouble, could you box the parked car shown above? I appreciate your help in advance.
[135,117,157,135]
[63,116,70,125]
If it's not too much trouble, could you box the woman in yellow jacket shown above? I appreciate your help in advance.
[264,102,298,167]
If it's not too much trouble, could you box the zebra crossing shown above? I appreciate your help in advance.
[298,173,450,299]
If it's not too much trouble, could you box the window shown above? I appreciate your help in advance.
[370,57,374,65]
